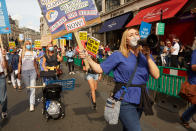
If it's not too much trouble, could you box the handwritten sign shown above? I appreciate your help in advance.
[139,21,152,39]
[38,0,100,39]
[9,41,15,47]
[86,37,100,56]
[0,0,11,34]
[79,31,87,41]
[60,39,66,46]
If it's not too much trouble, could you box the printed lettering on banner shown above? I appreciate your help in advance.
[34,40,41,49]
[38,0,100,38]
[9,41,15,47]
[79,31,87,41]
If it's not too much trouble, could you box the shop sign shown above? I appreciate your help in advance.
[86,36,100,56]
[79,31,87,41]
[156,22,165,35]
[9,41,15,47]
[139,21,152,39]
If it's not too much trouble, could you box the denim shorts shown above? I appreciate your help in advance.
[86,73,99,81]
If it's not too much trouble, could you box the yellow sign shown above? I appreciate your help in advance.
[9,41,16,47]
[52,39,58,45]
[79,31,87,41]
[86,37,100,55]
[60,39,66,47]
[34,40,41,49]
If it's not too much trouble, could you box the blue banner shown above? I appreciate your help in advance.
[61,33,72,40]
[0,0,11,34]
[139,21,151,39]
[38,0,99,35]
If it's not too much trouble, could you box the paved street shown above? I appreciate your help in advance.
[1,63,196,131]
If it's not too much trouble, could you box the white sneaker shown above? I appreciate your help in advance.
[8,81,11,84]
[30,104,34,112]
[72,72,75,74]
[1,112,8,119]
[69,72,72,75]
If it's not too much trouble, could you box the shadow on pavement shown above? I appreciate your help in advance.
[102,123,122,131]
[9,99,29,116]
[72,107,97,116]
[0,117,10,129]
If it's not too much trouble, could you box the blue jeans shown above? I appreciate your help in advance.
[22,70,37,105]
[119,102,142,131]
[182,104,196,122]
[0,74,7,112]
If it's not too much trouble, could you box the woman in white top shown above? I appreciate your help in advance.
[18,41,40,112]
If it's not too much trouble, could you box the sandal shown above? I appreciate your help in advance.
[180,117,190,128]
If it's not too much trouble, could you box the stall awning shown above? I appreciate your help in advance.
[98,12,132,33]
[126,0,188,27]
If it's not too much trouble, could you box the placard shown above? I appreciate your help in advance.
[86,36,100,56]
[34,40,41,49]
[60,39,66,46]
[139,21,152,39]
[37,0,101,39]
[0,0,11,34]
[9,41,15,47]
[156,22,165,35]
[79,31,87,41]
[52,39,58,45]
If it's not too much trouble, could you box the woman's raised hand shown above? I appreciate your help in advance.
[79,49,89,59]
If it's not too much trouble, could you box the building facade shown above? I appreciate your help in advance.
[40,16,51,36]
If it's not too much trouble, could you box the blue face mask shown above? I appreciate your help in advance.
[26,45,31,50]
[49,47,54,51]
[9,49,13,52]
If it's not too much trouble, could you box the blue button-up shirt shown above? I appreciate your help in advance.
[66,51,74,62]
[100,51,152,104]
[188,50,196,85]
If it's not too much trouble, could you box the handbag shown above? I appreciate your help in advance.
[179,78,196,104]
[104,57,139,125]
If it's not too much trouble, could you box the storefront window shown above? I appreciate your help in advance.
[94,0,102,12]
[106,0,120,12]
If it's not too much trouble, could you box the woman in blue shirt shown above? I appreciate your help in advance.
[180,47,196,128]
[80,28,160,131]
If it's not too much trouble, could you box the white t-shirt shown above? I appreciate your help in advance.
[20,51,37,71]
[171,42,180,55]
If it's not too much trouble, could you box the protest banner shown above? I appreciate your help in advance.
[79,31,87,41]
[40,35,52,46]
[9,41,15,47]
[34,40,41,49]
[37,0,101,69]
[19,34,24,42]
[86,36,100,57]
[139,21,152,39]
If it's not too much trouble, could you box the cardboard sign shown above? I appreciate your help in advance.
[139,21,152,39]
[19,34,24,41]
[34,40,41,49]
[156,22,165,35]
[41,35,52,46]
[37,0,101,39]
[0,0,11,34]
[86,37,100,56]
[9,41,15,47]
[60,39,66,46]
[79,31,87,41]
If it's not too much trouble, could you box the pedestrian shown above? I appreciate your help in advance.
[160,41,166,66]
[37,47,46,83]
[42,42,64,80]
[170,38,180,67]
[66,47,75,75]
[18,40,40,112]
[79,28,160,131]
[83,57,102,110]
[163,40,172,67]
[0,47,8,119]
[7,47,21,91]
[180,44,196,128]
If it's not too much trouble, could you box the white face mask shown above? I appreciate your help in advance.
[129,36,140,47]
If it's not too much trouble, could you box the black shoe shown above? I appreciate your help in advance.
[92,102,96,110]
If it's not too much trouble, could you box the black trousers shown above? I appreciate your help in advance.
[68,62,74,72]
[171,55,178,68]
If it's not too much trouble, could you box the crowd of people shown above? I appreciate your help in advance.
[0,29,195,131]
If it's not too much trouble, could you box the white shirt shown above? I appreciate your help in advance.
[171,42,180,55]
[20,51,37,71]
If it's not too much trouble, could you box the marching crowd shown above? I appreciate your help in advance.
[0,28,195,131]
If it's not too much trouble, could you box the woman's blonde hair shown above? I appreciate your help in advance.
[22,40,33,58]
[119,28,139,57]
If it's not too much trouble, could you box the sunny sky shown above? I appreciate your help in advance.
[6,0,42,32]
